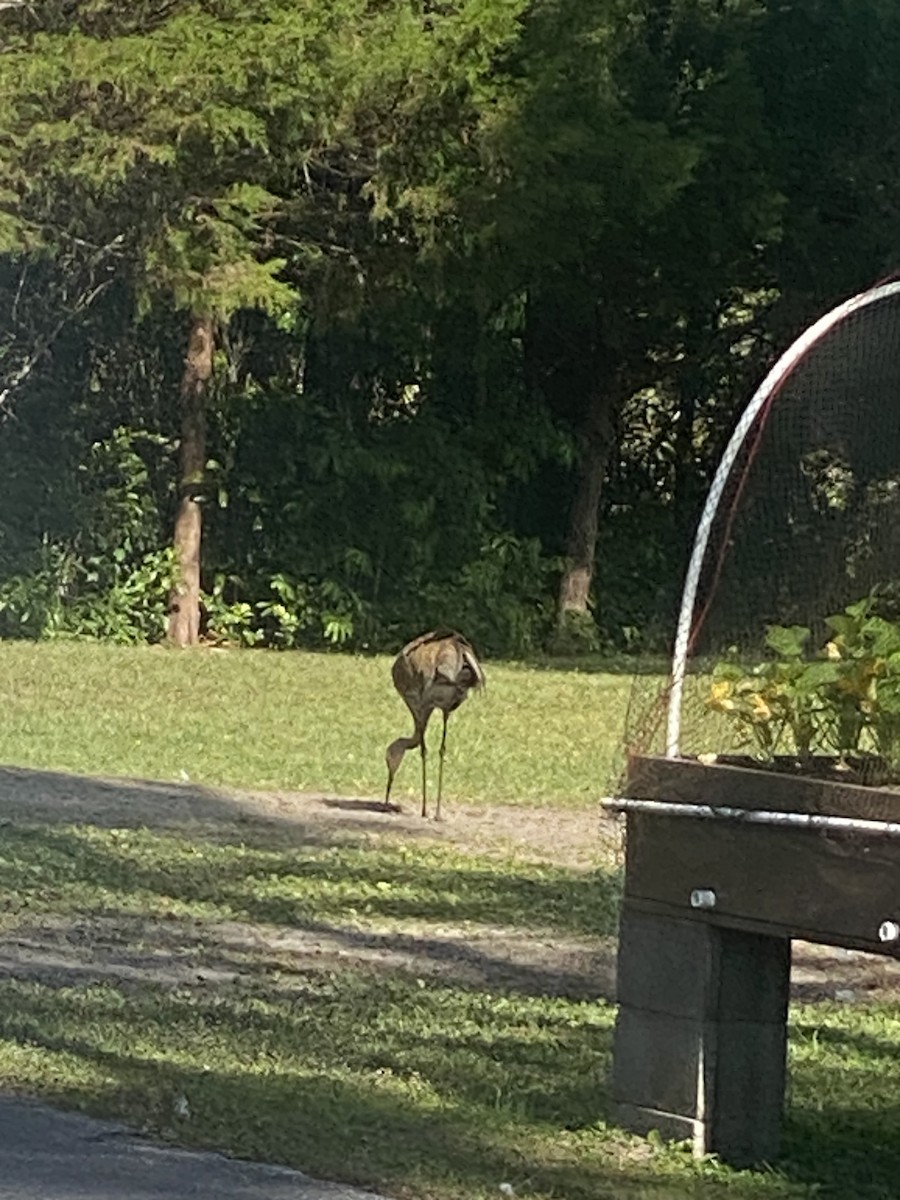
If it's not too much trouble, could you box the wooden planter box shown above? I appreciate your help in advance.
[609,754,900,1167]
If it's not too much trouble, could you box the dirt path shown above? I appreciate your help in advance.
[0,764,895,1004]
[0,764,612,866]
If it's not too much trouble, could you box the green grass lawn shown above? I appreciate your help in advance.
[0,640,638,804]
[0,641,895,1200]
[0,819,895,1200]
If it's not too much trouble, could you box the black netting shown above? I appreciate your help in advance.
[624,285,900,777]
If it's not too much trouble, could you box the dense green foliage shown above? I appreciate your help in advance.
[2,1,900,654]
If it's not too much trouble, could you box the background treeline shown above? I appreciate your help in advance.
[1,0,899,657]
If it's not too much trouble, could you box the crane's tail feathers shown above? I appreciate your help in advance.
[461,646,485,691]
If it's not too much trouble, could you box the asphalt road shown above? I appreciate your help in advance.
[0,1096,391,1200]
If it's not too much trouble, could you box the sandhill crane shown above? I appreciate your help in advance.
[384,629,485,819]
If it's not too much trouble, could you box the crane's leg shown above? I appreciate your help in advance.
[419,740,428,819]
[435,710,449,822]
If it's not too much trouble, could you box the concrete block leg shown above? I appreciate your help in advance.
[611,905,790,1167]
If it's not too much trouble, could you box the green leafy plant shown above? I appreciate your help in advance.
[708,625,839,762]
[707,589,900,775]
[0,428,176,644]
[66,546,178,644]
[0,542,177,646]
[204,574,262,647]
[419,534,560,659]
[0,538,79,639]
[823,595,900,767]
[254,573,364,649]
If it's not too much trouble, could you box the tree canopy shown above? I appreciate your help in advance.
[1,0,899,655]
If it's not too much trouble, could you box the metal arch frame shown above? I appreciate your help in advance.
[666,280,900,759]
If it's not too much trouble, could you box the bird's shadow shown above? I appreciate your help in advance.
[320,798,401,815]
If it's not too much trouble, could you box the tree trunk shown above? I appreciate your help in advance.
[557,381,618,625]
[522,288,628,642]
[167,313,214,647]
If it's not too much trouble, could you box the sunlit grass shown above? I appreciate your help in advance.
[0,972,821,1200]
[0,824,616,937]
[0,642,896,1198]
[0,820,893,1199]
[0,641,638,805]
[782,1003,900,1198]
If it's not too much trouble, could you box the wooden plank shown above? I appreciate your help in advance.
[624,812,900,951]
[623,898,894,956]
[626,754,900,822]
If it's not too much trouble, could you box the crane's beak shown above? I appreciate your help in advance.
[383,740,407,813]
[383,763,401,813]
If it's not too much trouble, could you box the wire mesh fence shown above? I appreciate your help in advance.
[624,282,900,790]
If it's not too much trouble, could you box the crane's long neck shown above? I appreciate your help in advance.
[386,730,423,773]
[385,729,425,808]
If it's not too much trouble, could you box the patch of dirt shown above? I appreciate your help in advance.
[0,764,895,1004]
[0,913,618,1001]
[790,941,900,1003]
[0,764,613,867]
[0,764,616,1001]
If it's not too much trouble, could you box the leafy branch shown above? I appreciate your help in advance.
[0,237,124,415]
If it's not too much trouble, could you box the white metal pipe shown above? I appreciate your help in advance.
[601,794,900,839]
[665,280,900,759]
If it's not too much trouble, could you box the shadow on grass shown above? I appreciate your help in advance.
[0,976,790,1200]
[2,768,896,1198]
[781,1106,900,1199]
[0,909,619,1002]
[0,764,432,842]
[0,818,621,1004]
[775,1012,900,1199]
[0,823,617,939]
[1,965,893,1200]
